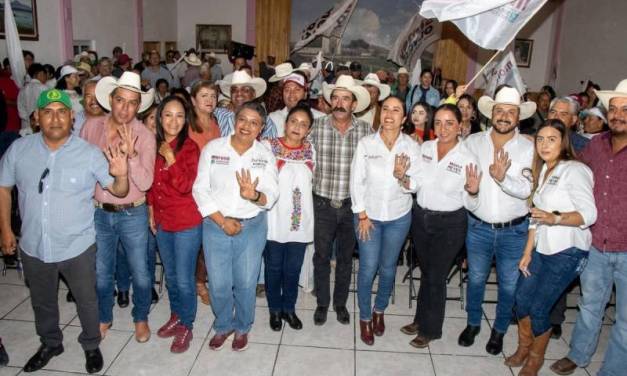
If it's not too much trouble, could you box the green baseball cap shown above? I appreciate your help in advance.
[37,89,72,110]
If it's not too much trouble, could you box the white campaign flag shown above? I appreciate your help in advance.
[482,51,526,97]
[420,0,548,50]
[409,59,422,87]
[292,0,358,52]
[4,0,26,88]
[387,12,441,73]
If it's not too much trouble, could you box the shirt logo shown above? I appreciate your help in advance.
[446,161,462,175]
[365,154,382,160]
[547,176,560,185]
[251,158,268,169]
[211,155,230,165]
[422,154,432,162]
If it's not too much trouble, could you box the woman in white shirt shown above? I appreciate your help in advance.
[350,96,419,346]
[507,119,596,376]
[55,65,84,114]
[263,102,315,332]
[192,101,279,352]
[399,104,482,349]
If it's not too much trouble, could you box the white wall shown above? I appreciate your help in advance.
[71,0,138,60]
[0,0,64,65]
[556,0,627,95]
[176,0,249,74]
[143,0,177,47]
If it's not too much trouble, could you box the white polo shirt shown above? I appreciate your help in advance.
[464,128,534,223]
[412,139,480,212]
[350,132,420,221]
[267,106,326,137]
[532,160,597,255]
[192,136,279,219]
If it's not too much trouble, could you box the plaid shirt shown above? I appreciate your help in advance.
[310,114,372,201]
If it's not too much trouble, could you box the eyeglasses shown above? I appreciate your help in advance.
[38,168,49,194]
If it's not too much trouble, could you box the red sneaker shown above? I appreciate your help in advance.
[157,314,180,338]
[232,333,248,352]
[208,330,234,351]
[170,324,193,353]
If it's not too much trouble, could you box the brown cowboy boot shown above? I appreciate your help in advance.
[505,317,533,367]
[519,329,551,376]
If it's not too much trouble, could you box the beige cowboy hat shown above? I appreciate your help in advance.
[95,71,155,113]
[322,75,371,113]
[358,73,391,101]
[219,70,267,99]
[478,86,536,121]
[183,53,202,66]
[268,63,295,82]
[398,67,409,75]
[595,79,627,110]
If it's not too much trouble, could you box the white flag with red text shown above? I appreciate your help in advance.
[482,51,526,96]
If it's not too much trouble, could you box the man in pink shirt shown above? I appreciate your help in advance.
[80,72,156,343]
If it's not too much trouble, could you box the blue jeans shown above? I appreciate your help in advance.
[115,225,158,291]
[94,205,152,324]
[264,241,307,313]
[156,225,202,328]
[203,213,267,334]
[355,212,411,321]
[568,246,627,376]
[514,248,588,336]
[465,215,528,333]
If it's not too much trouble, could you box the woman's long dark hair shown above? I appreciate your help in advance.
[155,95,191,154]
[530,119,578,196]
[457,94,481,134]
[403,101,433,140]
[55,73,82,95]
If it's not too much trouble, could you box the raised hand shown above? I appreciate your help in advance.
[464,163,482,195]
[158,142,176,166]
[489,147,511,182]
[235,168,259,201]
[117,124,138,158]
[393,153,411,180]
[105,144,128,178]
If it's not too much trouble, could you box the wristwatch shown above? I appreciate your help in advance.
[552,210,562,225]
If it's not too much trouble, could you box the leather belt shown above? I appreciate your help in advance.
[313,194,351,209]
[468,212,528,229]
[95,198,146,212]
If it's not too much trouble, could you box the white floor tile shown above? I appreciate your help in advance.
[274,346,353,376]
[432,354,513,376]
[356,350,433,376]
[428,317,495,356]
[189,342,276,376]
[0,366,21,376]
[0,284,29,318]
[281,309,354,349]
[5,289,77,325]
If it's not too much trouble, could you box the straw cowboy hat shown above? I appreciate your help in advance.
[322,75,371,113]
[183,53,202,66]
[95,71,155,113]
[595,79,627,110]
[478,86,536,120]
[398,67,409,75]
[269,62,315,83]
[359,73,391,101]
[219,70,267,99]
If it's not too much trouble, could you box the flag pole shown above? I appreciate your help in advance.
[466,49,501,87]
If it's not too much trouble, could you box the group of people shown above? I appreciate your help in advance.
[0,44,624,376]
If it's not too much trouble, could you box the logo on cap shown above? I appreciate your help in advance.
[47,90,62,100]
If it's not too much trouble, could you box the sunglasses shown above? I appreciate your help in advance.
[38,168,50,194]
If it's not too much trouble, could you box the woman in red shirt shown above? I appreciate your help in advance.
[147,96,202,353]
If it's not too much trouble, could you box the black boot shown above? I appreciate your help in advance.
[485,329,504,355]
[85,348,103,374]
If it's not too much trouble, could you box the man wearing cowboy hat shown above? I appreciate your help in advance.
[550,79,627,376]
[214,70,278,139]
[357,73,391,130]
[458,85,536,356]
[0,89,131,373]
[181,51,203,88]
[267,63,325,137]
[80,71,156,343]
[310,75,372,326]
[391,67,411,102]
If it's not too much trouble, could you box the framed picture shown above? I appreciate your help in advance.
[514,38,533,68]
[196,24,231,53]
[0,0,38,40]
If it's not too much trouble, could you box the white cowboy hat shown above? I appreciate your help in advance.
[183,53,202,66]
[269,63,295,82]
[478,86,536,121]
[595,79,627,110]
[398,67,409,75]
[322,75,370,113]
[95,71,155,113]
[295,62,315,81]
[219,70,267,99]
[358,73,391,101]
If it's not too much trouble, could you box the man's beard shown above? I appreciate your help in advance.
[491,119,517,134]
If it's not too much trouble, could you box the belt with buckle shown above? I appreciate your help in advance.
[469,212,528,229]
[95,198,146,212]
[313,194,350,209]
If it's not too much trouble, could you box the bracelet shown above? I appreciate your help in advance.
[252,190,262,203]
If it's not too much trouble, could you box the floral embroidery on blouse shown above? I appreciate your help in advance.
[269,138,314,172]
[290,187,302,231]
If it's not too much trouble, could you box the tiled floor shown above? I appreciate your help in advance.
[0,262,613,376]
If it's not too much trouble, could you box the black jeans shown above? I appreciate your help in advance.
[21,245,101,350]
[313,195,356,308]
[412,205,467,339]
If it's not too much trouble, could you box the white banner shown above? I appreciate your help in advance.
[482,51,526,97]
[420,0,548,51]
[420,0,513,21]
[4,0,26,88]
[387,13,441,73]
[292,0,358,52]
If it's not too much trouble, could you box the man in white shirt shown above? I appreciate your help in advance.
[357,73,390,130]
[458,86,536,356]
[267,64,325,137]
[17,63,48,134]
